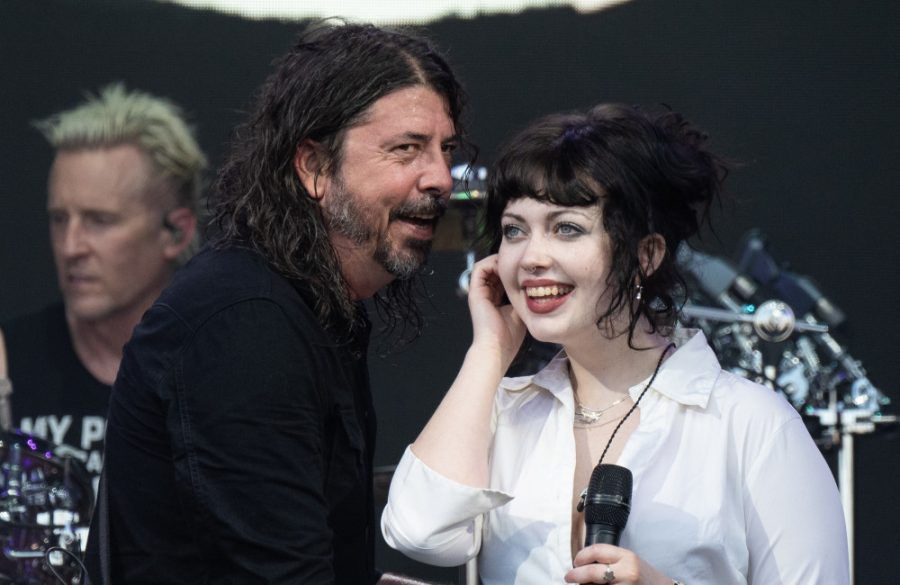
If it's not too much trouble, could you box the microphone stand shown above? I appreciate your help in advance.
[459,557,478,585]
[448,164,487,299]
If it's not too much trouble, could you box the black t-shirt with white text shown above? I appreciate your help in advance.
[2,302,110,494]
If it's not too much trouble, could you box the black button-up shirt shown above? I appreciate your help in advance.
[87,245,377,584]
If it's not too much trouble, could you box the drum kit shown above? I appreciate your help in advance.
[0,432,92,584]
[676,234,895,447]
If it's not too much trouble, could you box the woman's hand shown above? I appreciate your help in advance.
[467,254,526,369]
[565,544,672,585]
[407,254,526,487]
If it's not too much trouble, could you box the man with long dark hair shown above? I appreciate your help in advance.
[87,23,469,584]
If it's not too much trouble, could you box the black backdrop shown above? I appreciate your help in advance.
[2,0,898,581]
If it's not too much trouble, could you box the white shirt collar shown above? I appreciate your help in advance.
[644,329,720,408]
[498,329,721,409]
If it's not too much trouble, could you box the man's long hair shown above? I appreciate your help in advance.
[210,23,469,333]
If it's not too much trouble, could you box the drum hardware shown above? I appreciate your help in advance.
[457,251,476,296]
[0,432,92,584]
[682,300,829,342]
[431,164,487,296]
[678,239,894,441]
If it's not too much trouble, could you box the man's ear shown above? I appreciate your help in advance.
[293,140,328,200]
[162,207,197,260]
[639,233,666,278]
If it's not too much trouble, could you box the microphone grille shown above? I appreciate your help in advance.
[584,463,632,528]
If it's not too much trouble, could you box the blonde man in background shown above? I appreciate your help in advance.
[0,84,206,493]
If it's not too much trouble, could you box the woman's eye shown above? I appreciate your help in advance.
[556,222,584,236]
[502,224,523,239]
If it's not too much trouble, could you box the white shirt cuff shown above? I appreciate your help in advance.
[381,445,513,567]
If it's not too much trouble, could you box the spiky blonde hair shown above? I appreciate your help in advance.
[35,83,206,214]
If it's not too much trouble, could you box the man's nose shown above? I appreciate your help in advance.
[59,220,89,258]
[419,152,454,200]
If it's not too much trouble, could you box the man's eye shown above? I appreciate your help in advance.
[48,212,68,226]
[84,214,117,228]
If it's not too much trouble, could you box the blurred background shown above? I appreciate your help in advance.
[2,0,897,581]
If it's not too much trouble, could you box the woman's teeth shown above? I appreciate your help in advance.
[525,285,573,298]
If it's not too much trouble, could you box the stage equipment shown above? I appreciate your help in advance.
[0,432,92,584]
[432,164,488,295]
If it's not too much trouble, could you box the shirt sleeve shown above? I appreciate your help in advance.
[172,299,336,583]
[744,416,850,584]
[381,446,513,567]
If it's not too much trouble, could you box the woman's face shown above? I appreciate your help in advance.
[497,197,614,346]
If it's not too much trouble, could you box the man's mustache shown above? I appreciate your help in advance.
[389,197,448,222]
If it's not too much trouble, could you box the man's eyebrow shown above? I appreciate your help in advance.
[387,131,460,144]
[399,132,429,143]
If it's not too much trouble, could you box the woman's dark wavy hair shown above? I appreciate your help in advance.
[209,22,470,334]
[483,103,729,348]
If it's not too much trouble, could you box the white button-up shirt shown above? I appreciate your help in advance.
[382,330,849,584]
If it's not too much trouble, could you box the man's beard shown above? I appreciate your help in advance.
[323,180,446,280]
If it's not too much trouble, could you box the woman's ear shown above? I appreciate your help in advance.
[639,233,666,278]
[293,140,328,200]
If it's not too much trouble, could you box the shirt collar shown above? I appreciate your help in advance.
[498,329,721,409]
[499,350,572,399]
[640,329,720,408]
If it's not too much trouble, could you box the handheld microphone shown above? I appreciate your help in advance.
[584,463,633,547]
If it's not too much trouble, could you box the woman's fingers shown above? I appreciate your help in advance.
[572,543,625,566]
[565,545,642,584]
[468,255,504,303]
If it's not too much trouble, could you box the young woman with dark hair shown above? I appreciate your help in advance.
[383,104,849,585]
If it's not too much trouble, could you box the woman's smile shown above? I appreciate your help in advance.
[522,279,575,314]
